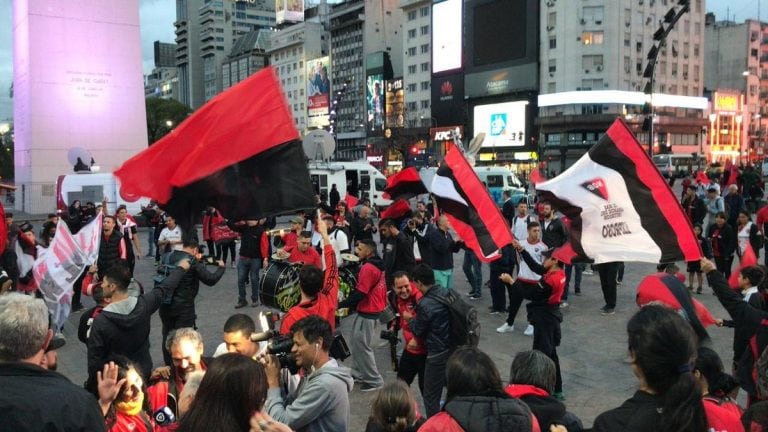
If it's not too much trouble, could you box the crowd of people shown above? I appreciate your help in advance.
[3,165,768,431]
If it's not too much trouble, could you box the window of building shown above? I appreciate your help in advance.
[547,12,556,28]
[408,64,417,74]
[636,39,643,53]
[420,100,430,109]
[408,29,416,38]
[636,61,643,75]
[407,101,417,111]
[408,83,417,92]
[753,48,760,58]
[420,6,429,17]
[684,20,690,33]
[547,82,556,93]
[583,6,604,23]
[408,10,416,21]
[671,63,678,77]
[548,59,556,73]
[624,32,631,47]
[582,54,603,70]
[549,37,556,49]
[420,44,429,54]
[421,25,429,35]
[659,60,667,75]
[624,56,631,73]
[421,81,430,90]
[421,62,430,72]
[694,44,700,57]
[582,31,604,45]
[408,47,416,56]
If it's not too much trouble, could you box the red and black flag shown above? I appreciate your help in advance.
[115,67,315,231]
[383,166,429,201]
[430,143,513,262]
[380,199,412,221]
[536,118,701,264]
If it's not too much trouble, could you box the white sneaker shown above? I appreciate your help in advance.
[496,323,514,333]
[524,324,534,336]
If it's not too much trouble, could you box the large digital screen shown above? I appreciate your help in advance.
[306,56,330,127]
[472,0,525,66]
[276,0,305,25]
[385,78,405,128]
[473,101,528,148]
[367,74,385,132]
[432,0,463,73]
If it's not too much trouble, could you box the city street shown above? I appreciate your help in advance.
[54,212,737,430]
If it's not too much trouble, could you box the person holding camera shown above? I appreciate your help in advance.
[404,212,434,266]
[159,235,226,366]
[263,315,353,432]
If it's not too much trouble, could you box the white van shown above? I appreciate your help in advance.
[308,161,392,209]
[473,166,526,206]
[56,173,150,217]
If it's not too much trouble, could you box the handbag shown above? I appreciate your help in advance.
[212,224,239,243]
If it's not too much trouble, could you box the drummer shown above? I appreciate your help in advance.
[283,231,322,269]
[280,219,340,334]
[277,216,304,252]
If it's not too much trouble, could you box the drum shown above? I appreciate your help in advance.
[260,261,303,312]
[336,263,359,317]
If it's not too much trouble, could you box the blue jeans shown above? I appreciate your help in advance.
[237,257,263,302]
[563,264,583,300]
[462,251,482,296]
[145,226,155,256]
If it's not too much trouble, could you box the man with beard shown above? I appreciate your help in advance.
[338,239,387,391]
[148,328,212,426]
[379,218,415,287]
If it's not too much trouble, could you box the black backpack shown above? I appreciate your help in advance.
[434,288,480,347]
[154,252,179,305]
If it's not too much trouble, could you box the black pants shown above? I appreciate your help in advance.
[596,262,620,309]
[423,350,451,417]
[218,241,236,264]
[72,269,87,308]
[715,255,733,278]
[205,240,217,258]
[489,269,507,312]
[160,310,197,366]
[506,280,537,326]
[531,309,563,393]
[397,350,426,394]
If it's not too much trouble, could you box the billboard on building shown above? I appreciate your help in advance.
[385,78,405,128]
[431,73,465,126]
[306,56,330,127]
[367,74,385,132]
[276,0,305,25]
[473,101,528,147]
[432,0,463,74]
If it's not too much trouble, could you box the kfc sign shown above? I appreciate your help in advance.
[430,126,464,141]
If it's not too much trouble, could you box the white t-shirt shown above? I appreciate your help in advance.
[738,222,753,256]
[518,239,546,282]
[324,228,349,270]
[512,214,536,241]
[158,226,184,251]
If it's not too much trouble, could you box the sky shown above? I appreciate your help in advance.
[0,0,764,122]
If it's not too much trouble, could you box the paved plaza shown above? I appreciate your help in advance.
[55,218,737,430]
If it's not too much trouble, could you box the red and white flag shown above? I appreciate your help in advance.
[35,216,102,328]
[536,119,701,264]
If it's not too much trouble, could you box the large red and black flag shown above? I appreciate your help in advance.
[383,166,429,201]
[536,118,701,264]
[430,143,513,262]
[115,67,315,231]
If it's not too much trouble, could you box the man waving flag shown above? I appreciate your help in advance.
[536,118,701,264]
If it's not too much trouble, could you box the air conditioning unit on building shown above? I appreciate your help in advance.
[547,1,555,7]
[580,18,586,25]
[585,69,590,74]
[596,65,604,72]
[547,26,554,31]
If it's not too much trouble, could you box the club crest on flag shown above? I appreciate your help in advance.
[580,178,609,201]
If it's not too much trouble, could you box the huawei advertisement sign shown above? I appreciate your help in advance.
[473,101,528,147]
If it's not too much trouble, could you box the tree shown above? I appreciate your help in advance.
[145,98,192,145]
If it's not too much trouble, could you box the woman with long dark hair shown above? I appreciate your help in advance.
[592,305,707,432]
[366,380,425,432]
[419,346,537,432]
[694,347,743,432]
[177,353,268,432]
[96,357,155,432]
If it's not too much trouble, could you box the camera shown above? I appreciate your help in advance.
[250,314,300,374]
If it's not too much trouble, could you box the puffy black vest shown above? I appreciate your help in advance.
[98,231,123,277]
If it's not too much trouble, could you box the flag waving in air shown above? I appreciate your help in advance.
[536,118,701,264]
[430,143,513,262]
[115,67,315,231]
[383,166,430,201]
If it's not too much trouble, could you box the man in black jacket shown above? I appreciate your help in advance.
[349,205,377,244]
[404,212,434,266]
[87,262,188,392]
[379,218,416,286]
[227,218,269,308]
[427,215,462,290]
[0,293,106,432]
[159,236,225,365]
[408,263,453,417]
[501,190,516,226]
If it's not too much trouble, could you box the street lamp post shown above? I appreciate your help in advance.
[708,113,717,163]
[643,0,690,157]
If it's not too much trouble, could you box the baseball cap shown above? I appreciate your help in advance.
[290,216,304,224]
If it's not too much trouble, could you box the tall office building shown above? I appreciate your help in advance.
[268,21,331,131]
[400,0,432,127]
[222,29,271,91]
[330,0,403,161]
[705,15,768,163]
[175,0,275,109]
[538,0,708,171]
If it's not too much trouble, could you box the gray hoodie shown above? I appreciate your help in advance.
[266,359,353,432]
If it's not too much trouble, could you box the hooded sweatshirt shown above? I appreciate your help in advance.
[87,267,185,381]
[420,394,539,432]
[266,358,353,432]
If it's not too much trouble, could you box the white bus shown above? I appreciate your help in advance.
[652,154,703,178]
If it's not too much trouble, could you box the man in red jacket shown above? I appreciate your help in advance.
[280,221,339,334]
[392,271,426,394]
[338,238,386,392]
